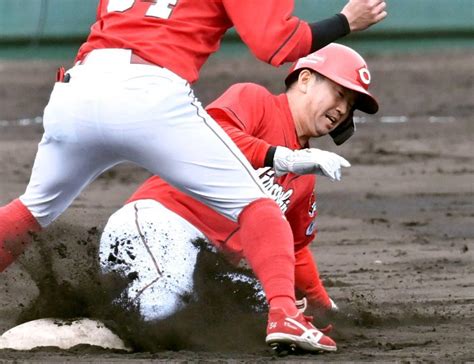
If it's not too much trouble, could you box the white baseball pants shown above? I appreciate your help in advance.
[100,199,203,320]
[20,49,268,227]
[100,199,265,321]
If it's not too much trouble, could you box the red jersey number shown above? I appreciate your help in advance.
[107,0,178,19]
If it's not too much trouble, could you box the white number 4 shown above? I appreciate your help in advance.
[107,0,178,19]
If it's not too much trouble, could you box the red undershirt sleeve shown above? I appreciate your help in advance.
[294,245,331,309]
[206,84,273,169]
[207,109,271,168]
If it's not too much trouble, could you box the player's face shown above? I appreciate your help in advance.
[301,73,356,138]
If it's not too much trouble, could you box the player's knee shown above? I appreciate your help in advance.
[238,197,284,224]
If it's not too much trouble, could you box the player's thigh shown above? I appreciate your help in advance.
[100,199,204,320]
[19,79,124,227]
[121,81,269,222]
[20,133,119,227]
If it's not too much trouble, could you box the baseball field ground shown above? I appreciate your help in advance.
[0,49,473,362]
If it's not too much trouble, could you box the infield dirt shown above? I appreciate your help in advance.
[0,50,473,362]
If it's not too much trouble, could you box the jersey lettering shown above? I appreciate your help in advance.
[258,167,293,213]
[305,219,317,236]
[107,0,177,19]
[146,0,177,18]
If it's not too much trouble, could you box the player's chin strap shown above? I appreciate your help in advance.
[329,110,355,145]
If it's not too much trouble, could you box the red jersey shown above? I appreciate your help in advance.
[128,83,318,258]
[77,0,312,83]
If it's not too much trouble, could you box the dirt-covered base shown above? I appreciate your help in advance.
[0,50,473,362]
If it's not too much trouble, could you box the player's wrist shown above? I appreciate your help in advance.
[264,146,277,168]
[308,14,350,53]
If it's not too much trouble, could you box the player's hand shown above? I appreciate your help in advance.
[273,146,351,181]
[304,296,339,314]
[298,297,340,334]
[341,0,388,32]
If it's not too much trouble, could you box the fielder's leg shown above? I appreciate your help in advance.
[0,78,122,272]
[0,199,41,272]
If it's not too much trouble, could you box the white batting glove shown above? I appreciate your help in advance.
[273,146,351,181]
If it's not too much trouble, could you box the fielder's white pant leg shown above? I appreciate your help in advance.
[99,199,204,321]
[20,82,121,227]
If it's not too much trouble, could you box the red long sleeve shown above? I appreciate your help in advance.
[208,109,271,169]
[294,246,331,309]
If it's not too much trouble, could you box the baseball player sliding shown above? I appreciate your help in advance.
[100,43,379,352]
[0,0,386,353]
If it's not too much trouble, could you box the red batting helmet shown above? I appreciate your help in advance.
[285,43,379,145]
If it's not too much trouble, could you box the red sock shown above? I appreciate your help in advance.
[238,198,298,316]
[0,199,41,272]
[269,296,299,316]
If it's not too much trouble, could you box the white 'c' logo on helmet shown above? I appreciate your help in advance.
[358,68,371,85]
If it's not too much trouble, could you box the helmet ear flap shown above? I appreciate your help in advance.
[329,111,355,145]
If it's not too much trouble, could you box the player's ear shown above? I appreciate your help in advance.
[297,69,312,94]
